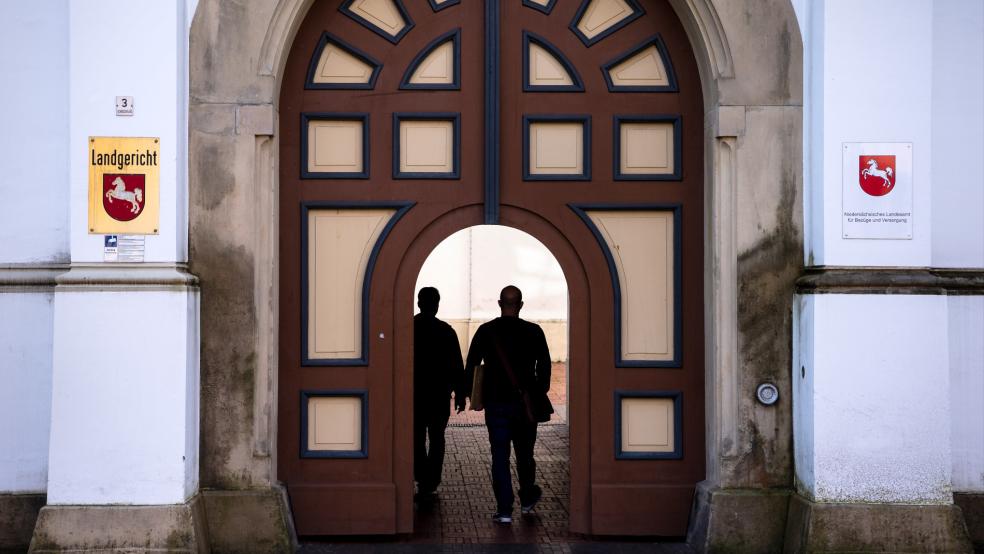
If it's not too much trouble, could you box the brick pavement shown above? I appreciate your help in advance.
[300,366,693,553]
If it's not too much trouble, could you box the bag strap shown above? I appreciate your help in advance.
[490,333,524,394]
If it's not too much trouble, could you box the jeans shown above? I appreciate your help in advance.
[484,402,539,513]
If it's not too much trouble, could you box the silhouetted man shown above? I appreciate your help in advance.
[464,285,551,523]
[413,287,464,498]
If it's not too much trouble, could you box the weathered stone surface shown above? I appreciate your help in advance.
[189,2,294,548]
[954,493,984,552]
[28,496,207,553]
[712,0,803,107]
[201,489,293,554]
[688,482,792,553]
[189,125,274,492]
[783,494,973,553]
[189,104,237,136]
[0,493,45,553]
[728,106,803,490]
[189,0,280,105]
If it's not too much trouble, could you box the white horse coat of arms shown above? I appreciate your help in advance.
[102,174,146,222]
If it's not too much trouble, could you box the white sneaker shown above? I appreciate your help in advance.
[492,512,512,524]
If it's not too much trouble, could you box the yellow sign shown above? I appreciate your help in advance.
[88,136,160,234]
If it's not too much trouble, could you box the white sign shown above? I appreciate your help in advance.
[842,142,913,240]
[103,235,119,262]
[115,96,134,116]
[117,235,145,262]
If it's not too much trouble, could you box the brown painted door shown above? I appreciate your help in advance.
[279,0,703,537]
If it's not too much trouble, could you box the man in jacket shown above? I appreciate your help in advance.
[464,285,551,523]
[413,287,465,498]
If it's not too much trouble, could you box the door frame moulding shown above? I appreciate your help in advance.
[188,0,802,548]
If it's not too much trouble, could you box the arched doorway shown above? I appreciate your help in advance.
[277,0,705,537]
[413,225,571,539]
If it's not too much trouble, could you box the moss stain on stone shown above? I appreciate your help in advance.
[733,114,802,489]
[190,231,260,489]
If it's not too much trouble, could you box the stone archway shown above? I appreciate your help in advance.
[188,1,801,550]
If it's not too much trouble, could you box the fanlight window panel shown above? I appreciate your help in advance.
[602,35,678,92]
[401,29,461,89]
[524,32,584,92]
[340,0,414,43]
[571,0,645,46]
[428,0,460,11]
[306,33,382,89]
[523,0,557,14]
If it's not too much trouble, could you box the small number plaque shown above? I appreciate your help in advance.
[116,96,134,117]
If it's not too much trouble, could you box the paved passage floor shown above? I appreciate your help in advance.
[300,365,692,552]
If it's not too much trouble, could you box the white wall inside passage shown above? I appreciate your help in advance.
[415,226,569,361]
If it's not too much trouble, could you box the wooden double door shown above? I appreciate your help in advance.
[278,0,704,537]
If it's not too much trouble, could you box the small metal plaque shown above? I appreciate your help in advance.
[103,235,119,262]
[88,137,160,235]
[115,96,134,116]
[842,142,913,240]
[117,235,146,263]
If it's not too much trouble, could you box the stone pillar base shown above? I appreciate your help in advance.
[28,495,207,553]
[200,488,295,554]
[953,493,984,553]
[783,493,973,553]
[0,493,46,553]
[687,481,792,552]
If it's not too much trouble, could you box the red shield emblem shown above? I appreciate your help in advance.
[858,155,896,197]
[102,174,145,222]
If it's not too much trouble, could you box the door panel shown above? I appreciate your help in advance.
[500,0,704,535]
[279,0,704,537]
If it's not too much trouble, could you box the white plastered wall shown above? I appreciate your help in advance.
[67,1,188,264]
[949,296,984,492]
[931,2,984,493]
[43,0,200,505]
[0,0,69,496]
[795,294,952,503]
[805,0,933,267]
[796,0,984,501]
[930,1,984,270]
[0,1,70,264]
[0,292,55,493]
[48,291,199,504]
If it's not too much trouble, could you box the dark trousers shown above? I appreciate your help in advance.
[485,402,539,513]
[414,408,449,492]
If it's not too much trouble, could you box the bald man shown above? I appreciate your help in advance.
[464,285,552,524]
